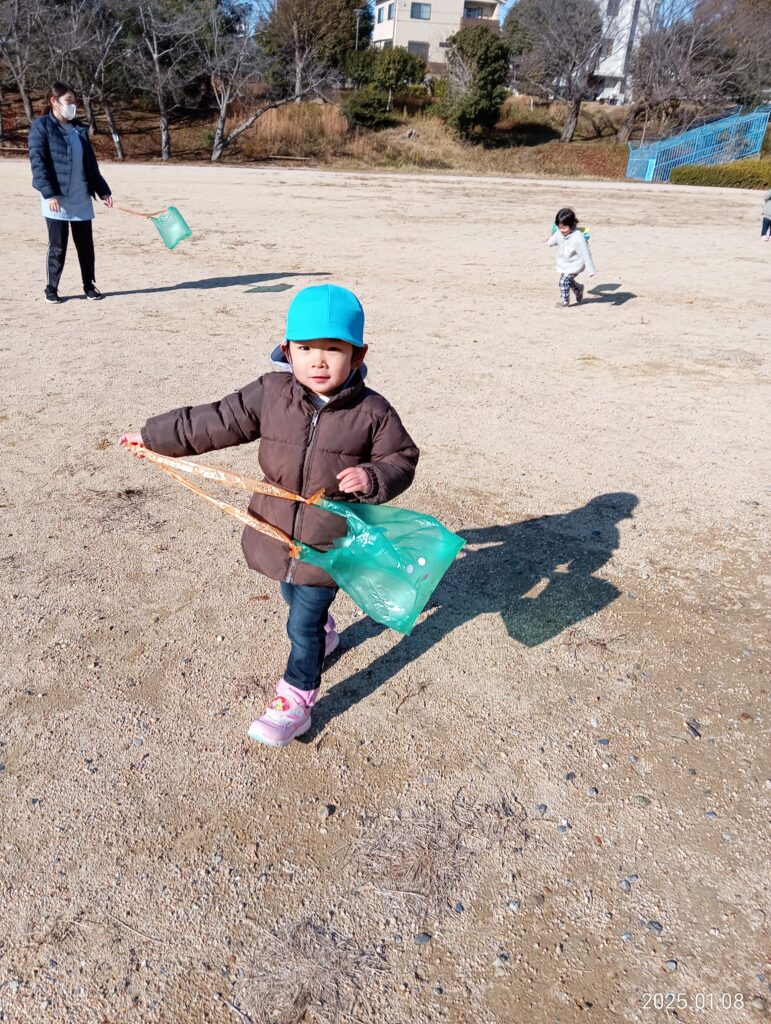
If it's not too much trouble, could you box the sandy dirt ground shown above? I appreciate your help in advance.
[1,159,769,1024]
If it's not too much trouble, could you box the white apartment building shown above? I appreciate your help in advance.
[594,0,655,102]
[372,0,502,68]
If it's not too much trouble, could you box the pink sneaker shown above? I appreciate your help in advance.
[247,679,319,748]
[324,613,339,657]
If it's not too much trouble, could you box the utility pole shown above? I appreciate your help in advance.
[355,7,365,50]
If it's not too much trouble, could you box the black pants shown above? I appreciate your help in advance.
[762,217,771,237]
[46,219,95,292]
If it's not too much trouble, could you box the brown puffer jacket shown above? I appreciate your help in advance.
[141,370,419,587]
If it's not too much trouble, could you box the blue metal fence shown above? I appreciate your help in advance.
[626,107,771,182]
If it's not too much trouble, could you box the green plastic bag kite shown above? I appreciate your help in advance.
[116,204,192,249]
[150,206,192,250]
[299,498,465,634]
[125,449,465,635]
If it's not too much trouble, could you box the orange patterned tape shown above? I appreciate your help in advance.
[123,444,317,558]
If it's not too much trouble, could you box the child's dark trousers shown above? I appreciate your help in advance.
[559,273,581,303]
[280,582,337,691]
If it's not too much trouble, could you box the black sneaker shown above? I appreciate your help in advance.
[84,287,103,301]
[45,287,60,304]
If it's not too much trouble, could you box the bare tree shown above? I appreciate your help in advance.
[198,0,266,161]
[617,0,771,143]
[504,0,613,142]
[42,0,126,156]
[260,0,341,104]
[0,0,44,122]
[129,0,204,160]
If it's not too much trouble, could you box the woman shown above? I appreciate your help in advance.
[29,82,113,303]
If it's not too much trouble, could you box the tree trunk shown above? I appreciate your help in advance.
[560,96,582,142]
[293,19,303,102]
[616,102,642,144]
[219,98,294,153]
[211,102,229,162]
[159,102,171,160]
[0,84,4,142]
[103,100,125,160]
[151,42,172,160]
[83,94,97,135]
[19,83,34,123]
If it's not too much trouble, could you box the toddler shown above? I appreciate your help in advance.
[120,285,419,747]
[547,207,596,307]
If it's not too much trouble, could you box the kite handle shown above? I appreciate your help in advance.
[123,444,325,557]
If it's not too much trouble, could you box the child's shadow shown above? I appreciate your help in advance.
[587,282,636,306]
[307,492,638,734]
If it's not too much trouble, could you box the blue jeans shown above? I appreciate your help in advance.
[280,582,337,691]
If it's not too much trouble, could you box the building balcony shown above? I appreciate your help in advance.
[459,16,500,32]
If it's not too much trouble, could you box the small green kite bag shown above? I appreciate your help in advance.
[150,206,192,250]
[299,498,465,634]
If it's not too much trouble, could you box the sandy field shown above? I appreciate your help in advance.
[1,159,769,1024]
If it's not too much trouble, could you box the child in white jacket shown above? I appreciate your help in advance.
[547,207,597,307]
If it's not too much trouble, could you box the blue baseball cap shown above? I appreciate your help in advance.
[285,284,365,348]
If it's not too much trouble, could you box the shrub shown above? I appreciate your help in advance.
[670,159,771,189]
[343,87,398,130]
[343,49,378,88]
[444,24,510,142]
[373,47,427,100]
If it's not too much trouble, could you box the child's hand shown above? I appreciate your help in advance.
[119,431,145,456]
[337,467,371,495]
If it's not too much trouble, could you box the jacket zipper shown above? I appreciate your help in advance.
[285,406,322,583]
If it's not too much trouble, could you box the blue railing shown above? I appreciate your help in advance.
[626,107,771,182]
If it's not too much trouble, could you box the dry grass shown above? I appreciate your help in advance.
[238,919,388,1024]
[236,103,348,160]
[353,790,528,916]
[334,116,629,180]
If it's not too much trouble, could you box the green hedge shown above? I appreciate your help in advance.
[343,88,398,131]
[670,159,771,189]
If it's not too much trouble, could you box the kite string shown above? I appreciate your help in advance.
[114,205,167,219]
[123,444,325,557]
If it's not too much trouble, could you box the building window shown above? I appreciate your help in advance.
[377,6,384,22]
[601,37,614,57]
[410,3,431,19]
[606,0,620,15]
[387,2,394,18]
[464,5,484,16]
[407,40,430,60]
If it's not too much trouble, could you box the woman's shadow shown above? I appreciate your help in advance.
[307,492,638,733]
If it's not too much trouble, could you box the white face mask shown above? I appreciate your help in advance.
[58,101,77,120]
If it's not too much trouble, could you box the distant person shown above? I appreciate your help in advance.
[28,81,113,304]
[762,189,771,241]
[119,285,419,749]
[547,207,596,307]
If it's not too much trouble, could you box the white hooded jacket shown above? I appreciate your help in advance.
[548,228,597,276]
